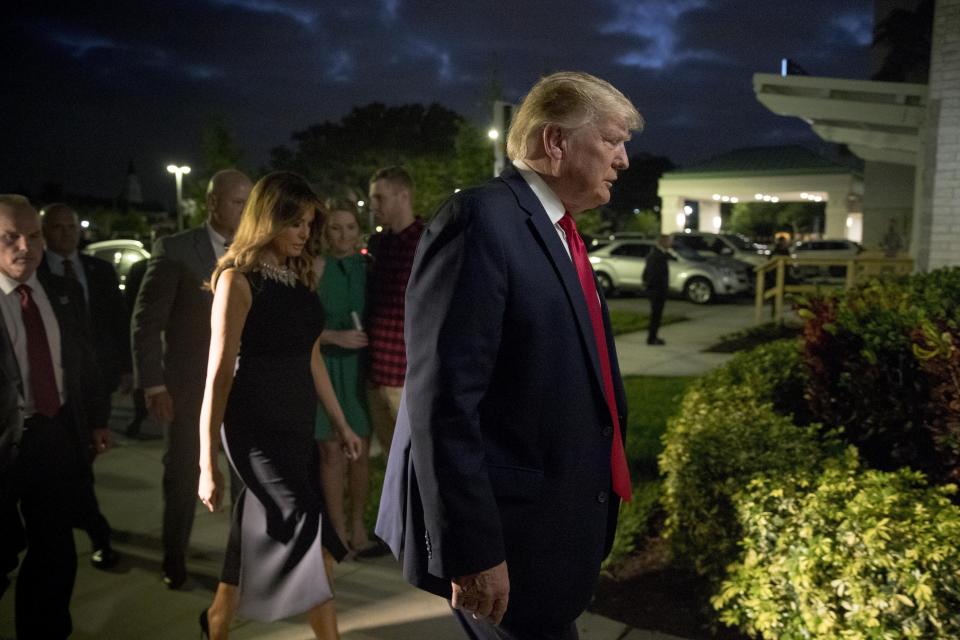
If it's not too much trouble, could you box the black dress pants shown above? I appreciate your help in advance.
[14,413,84,639]
[647,291,666,342]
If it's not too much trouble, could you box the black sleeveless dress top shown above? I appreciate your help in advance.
[224,271,324,436]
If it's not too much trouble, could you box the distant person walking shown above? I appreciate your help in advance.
[643,234,671,346]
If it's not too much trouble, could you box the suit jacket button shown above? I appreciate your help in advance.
[597,491,608,503]
[602,425,613,437]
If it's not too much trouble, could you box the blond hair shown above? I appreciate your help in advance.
[506,71,644,161]
[211,171,324,290]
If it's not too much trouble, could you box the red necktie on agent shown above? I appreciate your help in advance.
[17,284,61,417]
[557,212,632,501]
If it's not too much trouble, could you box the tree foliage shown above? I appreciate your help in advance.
[271,102,492,220]
[728,201,822,240]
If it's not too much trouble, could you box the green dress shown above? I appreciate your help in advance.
[314,253,371,440]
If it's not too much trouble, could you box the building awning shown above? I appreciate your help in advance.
[753,73,928,166]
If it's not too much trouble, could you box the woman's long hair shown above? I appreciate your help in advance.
[211,171,325,290]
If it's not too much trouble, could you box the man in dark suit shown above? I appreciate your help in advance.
[0,194,110,639]
[39,202,130,569]
[642,234,671,346]
[376,72,643,640]
[131,169,251,588]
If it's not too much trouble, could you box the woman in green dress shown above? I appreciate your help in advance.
[314,204,374,553]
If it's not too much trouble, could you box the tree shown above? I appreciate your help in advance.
[186,114,246,227]
[729,202,822,240]
[607,152,674,226]
[271,103,492,219]
[873,0,934,83]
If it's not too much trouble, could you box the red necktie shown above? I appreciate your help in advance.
[557,213,632,501]
[17,284,61,417]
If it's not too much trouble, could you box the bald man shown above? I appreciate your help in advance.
[132,169,251,588]
[0,195,109,638]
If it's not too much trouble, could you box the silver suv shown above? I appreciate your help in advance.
[588,239,750,304]
[83,239,150,291]
[670,231,769,267]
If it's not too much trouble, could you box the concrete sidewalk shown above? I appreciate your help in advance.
[0,410,687,640]
[2,298,760,639]
[613,298,762,377]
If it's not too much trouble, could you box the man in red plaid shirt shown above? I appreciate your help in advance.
[366,166,424,459]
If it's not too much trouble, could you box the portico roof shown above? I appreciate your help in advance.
[752,73,928,166]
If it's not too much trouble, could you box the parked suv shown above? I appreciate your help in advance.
[670,231,769,267]
[789,238,863,278]
[83,239,150,291]
[588,239,750,304]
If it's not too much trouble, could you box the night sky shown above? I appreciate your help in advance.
[2,0,874,205]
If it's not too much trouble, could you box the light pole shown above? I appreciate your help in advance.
[166,164,191,231]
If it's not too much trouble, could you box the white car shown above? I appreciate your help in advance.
[789,238,863,278]
[83,239,150,291]
[588,240,750,304]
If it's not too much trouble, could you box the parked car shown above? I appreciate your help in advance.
[789,238,863,278]
[83,239,150,291]
[670,231,769,267]
[588,239,750,304]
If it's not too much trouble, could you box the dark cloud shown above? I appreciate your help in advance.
[2,0,872,202]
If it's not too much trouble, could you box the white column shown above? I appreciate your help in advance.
[660,196,686,233]
[824,196,848,239]
[699,200,721,232]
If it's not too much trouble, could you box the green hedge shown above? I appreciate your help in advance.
[714,448,960,639]
[659,342,835,581]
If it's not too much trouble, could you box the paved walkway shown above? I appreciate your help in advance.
[613,298,764,377]
[0,298,762,639]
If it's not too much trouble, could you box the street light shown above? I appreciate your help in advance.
[166,164,191,231]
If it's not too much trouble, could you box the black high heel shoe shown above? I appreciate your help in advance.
[199,609,210,639]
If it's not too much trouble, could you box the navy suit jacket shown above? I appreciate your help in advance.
[376,166,627,631]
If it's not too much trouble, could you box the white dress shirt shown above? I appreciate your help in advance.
[0,270,66,416]
[207,224,229,261]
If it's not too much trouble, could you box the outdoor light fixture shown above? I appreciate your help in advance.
[166,164,191,231]
[713,216,722,230]
[80,220,90,229]
[357,200,365,208]
[712,194,721,201]
[676,212,686,229]
[488,128,499,140]
[683,205,693,214]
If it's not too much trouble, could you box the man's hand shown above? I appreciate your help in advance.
[146,390,175,423]
[91,427,111,457]
[452,560,509,625]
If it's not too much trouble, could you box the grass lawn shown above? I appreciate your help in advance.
[364,374,696,553]
[609,309,686,336]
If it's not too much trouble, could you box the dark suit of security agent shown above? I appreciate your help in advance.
[0,195,110,639]
[377,72,644,640]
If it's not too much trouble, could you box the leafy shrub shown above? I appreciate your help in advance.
[913,321,960,480]
[798,268,960,480]
[714,448,960,639]
[660,378,835,581]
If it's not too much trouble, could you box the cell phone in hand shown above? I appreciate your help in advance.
[350,311,363,331]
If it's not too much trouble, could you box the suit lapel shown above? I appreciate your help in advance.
[500,167,604,391]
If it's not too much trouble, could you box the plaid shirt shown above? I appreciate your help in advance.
[367,218,424,387]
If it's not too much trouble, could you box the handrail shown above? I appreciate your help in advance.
[755,254,914,324]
